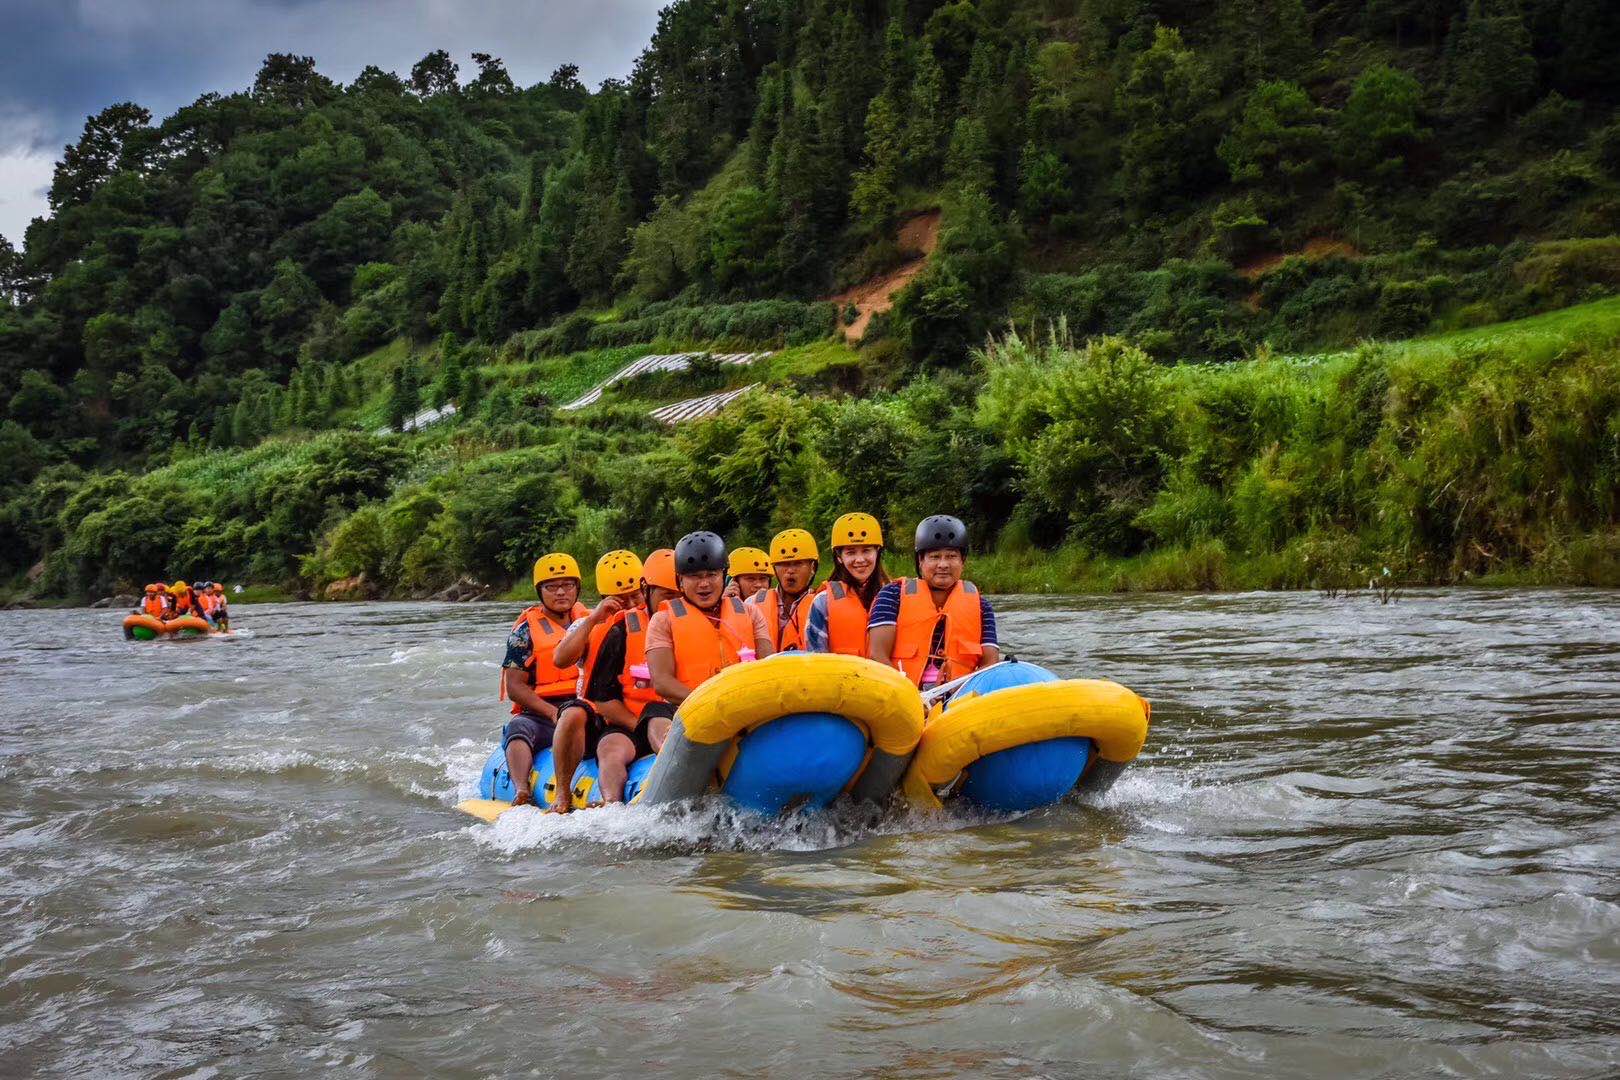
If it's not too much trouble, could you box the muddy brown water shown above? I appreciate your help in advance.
[1,592,1616,1077]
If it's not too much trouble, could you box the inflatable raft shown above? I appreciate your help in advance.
[636,652,924,813]
[458,656,1148,822]
[122,613,220,640]
[901,661,1150,812]
[467,747,658,819]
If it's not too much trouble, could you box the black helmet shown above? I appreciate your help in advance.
[674,531,727,574]
[914,515,968,555]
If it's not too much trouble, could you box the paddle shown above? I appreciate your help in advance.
[455,798,524,823]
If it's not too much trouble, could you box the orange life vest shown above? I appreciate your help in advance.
[578,608,664,719]
[889,578,983,687]
[663,596,755,690]
[142,595,166,617]
[501,602,589,711]
[167,592,198,619]
[745,587,810,652]
[197,593,218,617]
[820,580,872,657]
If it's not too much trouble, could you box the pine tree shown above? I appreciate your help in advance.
[851,92,904,233]
[208,406,229,449]
[1235,0,1312,81]
[905,44,947,180]
[460,368,484,418]
[946,116,995,197]
[516,153,547,237]
[457,218,486,336]
[293,368,316,426]
[1018,142,1073,226]
[1115,26,1221,214]
[315,364,337,419]
[387,360,420,432]
[1443,0,1538,123]
[882,17,910,102]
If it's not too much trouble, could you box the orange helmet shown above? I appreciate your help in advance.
[642,548,678,591]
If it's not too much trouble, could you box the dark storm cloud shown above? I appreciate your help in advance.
[0,0,668,152]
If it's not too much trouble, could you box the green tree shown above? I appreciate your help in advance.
[252,53,336,108]
[1337,65,1429,176]
[1232,0,1312,81]
[1443,0,1538,123]
[1115,26,1220,214]
[410,50,459,97]
[904,42,948,180]
[1218,81,1329,188]
[256,260,321,370]
[945,116,995,197]
[851,92,904,233]
[47,103,152,212]
[387,359,421,431]
[1018,143,1073,227]
[709,186,783,291]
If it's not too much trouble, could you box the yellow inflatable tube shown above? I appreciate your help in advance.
[678,652,923,756]
[901,679,1150,810]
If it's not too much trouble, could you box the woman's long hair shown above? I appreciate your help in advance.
[829,547,890,610]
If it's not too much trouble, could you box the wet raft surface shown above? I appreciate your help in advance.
[1,593,1617,1077]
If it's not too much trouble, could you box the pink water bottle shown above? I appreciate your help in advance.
[920,661,943,690]
[739,647,757,663]
[630,663,652,688]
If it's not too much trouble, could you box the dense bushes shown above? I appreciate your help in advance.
[33,432,408,594]
[976,318,1620,585]
[9,299,1620,599]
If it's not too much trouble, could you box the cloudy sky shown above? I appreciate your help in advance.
[0,0,669,246]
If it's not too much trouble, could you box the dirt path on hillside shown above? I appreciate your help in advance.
[828,209,942,342]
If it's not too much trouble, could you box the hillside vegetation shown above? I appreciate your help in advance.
[3,0,1620,599]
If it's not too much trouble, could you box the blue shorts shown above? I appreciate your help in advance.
[501,700,572,754]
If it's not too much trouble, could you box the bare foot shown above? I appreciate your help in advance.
[547,788,573,814]
[511,786,534,807]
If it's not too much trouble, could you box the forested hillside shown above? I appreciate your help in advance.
[4,0,1620,600]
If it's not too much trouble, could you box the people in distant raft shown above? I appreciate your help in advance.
[647,532,774,707]
[498,553,589,807]
[868,515,1000,691]
[209,583,230,632]
[194,581,217,625]
[803,512,890,656]
[724,546,773,601]
[548,548,683,812]
[136,583,169,617]
[744,528,819,652]
[163,581,201,620]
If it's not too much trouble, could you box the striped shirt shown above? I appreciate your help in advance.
[866,581,998,645]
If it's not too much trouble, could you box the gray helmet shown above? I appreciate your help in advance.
[914,515,968,555]
[674,531,727,574]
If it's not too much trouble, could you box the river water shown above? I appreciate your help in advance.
[1,592,1616,1078]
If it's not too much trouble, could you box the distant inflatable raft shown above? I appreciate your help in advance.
[122,613,219,640]
[901,661,1150,813]
[635,652,925,814]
